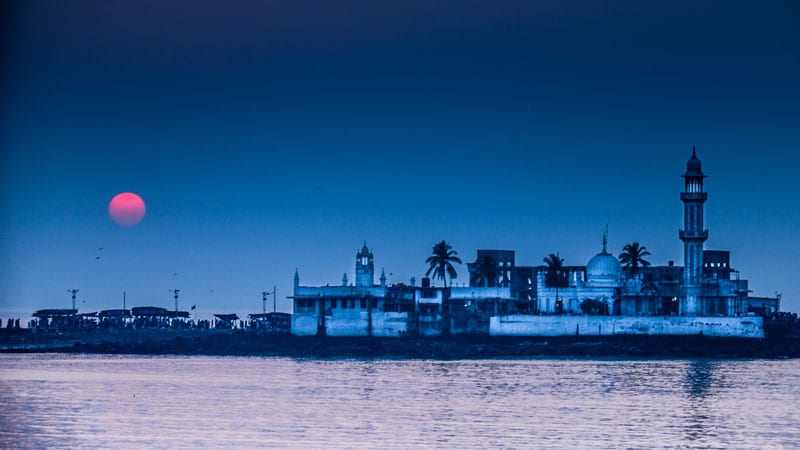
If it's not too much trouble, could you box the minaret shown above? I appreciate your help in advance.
[380,269,387,288]
[679,147,708,315]
[355,242,374,288]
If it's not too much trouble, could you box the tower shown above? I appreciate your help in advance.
[355,242,374,288]
[679,147,708,315]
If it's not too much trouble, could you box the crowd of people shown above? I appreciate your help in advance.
[29,314,289,334]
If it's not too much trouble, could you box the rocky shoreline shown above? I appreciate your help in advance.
[2,329,799,358]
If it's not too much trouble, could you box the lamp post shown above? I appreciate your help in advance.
[169,289,180,312]
[262,286,277,314]
[67,289,79,311]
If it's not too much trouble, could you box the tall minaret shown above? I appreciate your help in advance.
[679,147,708,315]
[355,242,375,288]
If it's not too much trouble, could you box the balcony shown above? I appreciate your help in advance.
[679,229,709,240]
[680,192,708,201]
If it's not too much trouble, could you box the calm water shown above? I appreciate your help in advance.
[1,355,799,449]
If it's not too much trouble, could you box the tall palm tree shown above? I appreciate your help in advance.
[543,252,569,313]
[471,254,498,287]
[619,242,651,277]
[426,240,462,287]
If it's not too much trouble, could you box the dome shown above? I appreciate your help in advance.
[586,252,622,281]
[684,147,705,177]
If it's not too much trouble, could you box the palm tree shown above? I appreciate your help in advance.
[426,240,462,287]
[471,254,498,287]
[640,272,660,315]
[640,274,659,297]
[543,252,569,313]
[619,242,651,278]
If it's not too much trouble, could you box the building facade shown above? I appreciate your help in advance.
[291,150,773,338]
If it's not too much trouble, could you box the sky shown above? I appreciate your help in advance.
[2,0,799,319]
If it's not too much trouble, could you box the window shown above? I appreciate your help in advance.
[360,299,366,308]
[296,299,314,309]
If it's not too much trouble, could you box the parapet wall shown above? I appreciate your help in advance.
[490,315,764,338]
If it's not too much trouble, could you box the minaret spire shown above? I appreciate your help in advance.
[602,225,609,254]
[680,147,708,315]
[356,243,375,288]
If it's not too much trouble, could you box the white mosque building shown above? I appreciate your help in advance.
[534,234,621,316]
[292,149,770,338]
[532,149,759,318]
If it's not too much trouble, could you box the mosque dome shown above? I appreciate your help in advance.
[586,230,622,282]
[586,252,622,281]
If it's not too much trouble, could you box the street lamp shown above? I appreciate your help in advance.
[262,286,277,314]
[67,289,79,311]
[169,289,180,312]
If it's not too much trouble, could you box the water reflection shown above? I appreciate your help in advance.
[358,361,376,401]
[1,356,798,449]
[682,359,720,445]
[685,359,715,398]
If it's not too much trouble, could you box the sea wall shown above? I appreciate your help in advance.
[293,311,412,337]
[298,312,766,338]
[490,315,764,338]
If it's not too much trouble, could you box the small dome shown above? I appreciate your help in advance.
[586,252,622,281]
[684,147,704,177]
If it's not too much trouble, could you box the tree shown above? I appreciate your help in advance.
[640,273,663,315]
[471,254,498,287]
[426,241,462,287]
[640,274,659,297]
[619,242,651,277]
[543,253,569,313]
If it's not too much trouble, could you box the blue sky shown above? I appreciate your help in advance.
[2,1,798,317]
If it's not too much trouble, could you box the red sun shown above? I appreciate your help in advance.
[108,192,146,226]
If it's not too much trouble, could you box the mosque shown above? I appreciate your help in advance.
[525,148,779,318]
[291,150,775,338]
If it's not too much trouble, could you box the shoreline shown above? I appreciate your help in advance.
[2,330,799,359]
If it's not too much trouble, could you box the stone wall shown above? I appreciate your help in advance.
[294,310,412,337]
[490,315,764,338]
[371,312,411,337]
[292,314,319,336]
[325,310,370,337]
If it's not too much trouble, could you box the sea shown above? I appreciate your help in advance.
[1,355,799,449]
